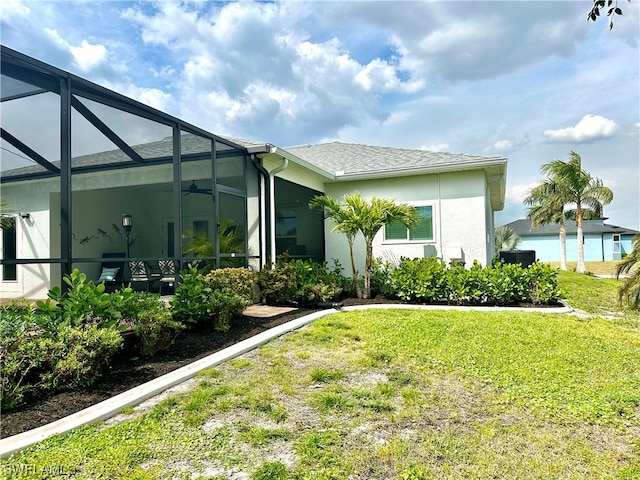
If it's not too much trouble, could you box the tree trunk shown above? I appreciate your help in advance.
[348,240,362,299]
[576,208,586,273]
[363,238,373,299]
[559,222,567,271]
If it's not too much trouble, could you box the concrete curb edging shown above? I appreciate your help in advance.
[0,309,338,459]
[0,303,572,458]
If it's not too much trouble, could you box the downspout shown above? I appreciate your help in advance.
[250,154,270,270]
[269,158,288,264]
[437,173,443,260]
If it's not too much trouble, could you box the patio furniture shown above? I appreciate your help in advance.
[128,260,154,292]
[157,260,176,295]
[98,252,125,292]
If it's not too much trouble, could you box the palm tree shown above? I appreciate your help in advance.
[311,192,419,299]
[541,151,613,273]
[524,179,569,270]
[616,233,640,309]
[309,194,363,298]
[494,226,521,257]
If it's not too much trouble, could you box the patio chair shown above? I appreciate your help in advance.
[157,259,176,295]
[97,252,125,292]
[128,260,154,292]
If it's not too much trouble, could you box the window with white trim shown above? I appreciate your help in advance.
[385,205,433,242]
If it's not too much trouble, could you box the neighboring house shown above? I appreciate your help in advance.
[502,218,638,262]
[0,46,507,300]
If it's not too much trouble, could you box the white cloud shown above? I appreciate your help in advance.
[43,28,109,73]
[419,144,449,152]
[70,40,108,72]
[493,140,513,152]
[506,182,539,204]
[0,0,29,19]
[543,114,618,143]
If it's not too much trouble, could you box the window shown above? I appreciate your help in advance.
[385,205,433,242]
[276,209,297,253]
[2,218,17,281]
[613,234,621,254]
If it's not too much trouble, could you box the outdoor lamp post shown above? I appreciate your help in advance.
[122,214,132,257]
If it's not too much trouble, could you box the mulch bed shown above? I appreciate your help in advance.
[0,297,556,438]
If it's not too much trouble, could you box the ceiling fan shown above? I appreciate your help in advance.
[182,180,212,196]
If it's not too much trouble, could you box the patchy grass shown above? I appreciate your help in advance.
[558,270,640,330]
[3,293,639,479]
[551,260,622,276]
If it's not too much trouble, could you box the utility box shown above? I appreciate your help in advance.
[499,250,536,268]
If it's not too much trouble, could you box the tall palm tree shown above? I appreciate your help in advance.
[309,194,362,298]
[310,192,419,299]
[524,179,569,270]
[541,151,613,273]
[616,233,640,309]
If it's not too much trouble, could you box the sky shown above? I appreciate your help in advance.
[1,0,639,229]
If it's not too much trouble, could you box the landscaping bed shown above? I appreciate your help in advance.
[1,259,564,439]
[0,305,321,438]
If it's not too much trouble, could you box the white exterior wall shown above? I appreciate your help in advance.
[1,178,58,300]
[323,170,489,274]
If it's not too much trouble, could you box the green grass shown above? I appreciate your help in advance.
[558,270,640,329]
[3,274,640,479]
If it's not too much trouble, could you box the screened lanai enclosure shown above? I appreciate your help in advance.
[0,46,280,299]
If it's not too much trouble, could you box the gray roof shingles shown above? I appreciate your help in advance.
[284,141,506,177]
[504,218,638,236]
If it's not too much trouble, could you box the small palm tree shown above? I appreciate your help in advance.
[311,192,419,299]
[310,194,363,298]
[616,233,640,309]
[0,199,15,230]
[494,226,521,256]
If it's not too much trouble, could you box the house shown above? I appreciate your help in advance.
[502,218,638,262]
[0,46,507,300]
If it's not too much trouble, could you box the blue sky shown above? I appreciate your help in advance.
[1,0,639,229]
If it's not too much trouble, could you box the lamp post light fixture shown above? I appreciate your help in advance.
[122,214,132,257]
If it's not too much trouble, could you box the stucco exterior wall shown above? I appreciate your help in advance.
[322,170,490,276]
[1,178,58,300]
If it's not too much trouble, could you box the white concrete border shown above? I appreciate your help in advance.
[0,303,571,458]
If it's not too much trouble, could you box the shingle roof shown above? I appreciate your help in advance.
[504,218,638,236]
[284,141,506,178]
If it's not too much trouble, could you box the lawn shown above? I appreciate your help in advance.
[2,273,640,479]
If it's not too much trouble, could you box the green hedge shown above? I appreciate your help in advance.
[389,258,561,306]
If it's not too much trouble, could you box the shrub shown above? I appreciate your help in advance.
[171,266,250,330]
[369,258,393,297]
[117,291,185,356]
[0,315,123,409]
[207,289,249,332]
[257,255,343,306]
[38,323,123,391]
[171,266,213,326]
[389,257,448,303]
[204,268,257,304]
[36,269,123,328]
[526,261,563,305]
